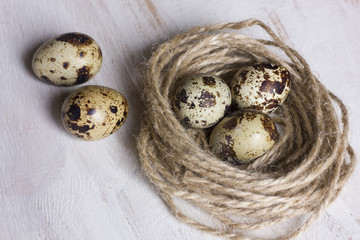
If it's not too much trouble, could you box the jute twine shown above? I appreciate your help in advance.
[137,19,356,239]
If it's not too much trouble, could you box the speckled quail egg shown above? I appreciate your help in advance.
[209,110,278,164]
[61,85,128,140]
[173,74,232,128]
[32,32,102,86]
[230,63,291,114]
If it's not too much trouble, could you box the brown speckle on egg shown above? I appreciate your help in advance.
[260,115,278,141]
[202,76,216,87]
[238,70,249,84]
[63,62,69,69]
[266,99,279,110]
[219,135,239,165]
[259,73,288,94]
[67,103,81,121]
[110,106,118,113]
[76,66,91,84]
[56,33,93,46]
[198,90,216,108]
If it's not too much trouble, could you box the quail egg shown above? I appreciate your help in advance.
[173,74,231,128]
[61,85,128,140]
[230,63,291,114]
[32,32,102,86]
[209,110,278,164]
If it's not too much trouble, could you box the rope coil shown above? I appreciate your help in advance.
[137,19,356,239]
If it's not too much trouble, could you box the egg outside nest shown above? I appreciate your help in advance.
[61,85,128,141]
[32,32,102,86]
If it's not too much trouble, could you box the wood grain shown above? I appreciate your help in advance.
[0,0,359,239]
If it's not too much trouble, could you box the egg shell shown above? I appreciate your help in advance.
[32,32,102,86]
[61,85,128,140]
[230,63,291,114]
[209,110,277,164]
[173,74,232,128]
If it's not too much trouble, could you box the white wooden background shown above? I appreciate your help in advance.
[0,0,359,239]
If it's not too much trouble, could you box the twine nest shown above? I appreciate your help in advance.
[137,19,356,239]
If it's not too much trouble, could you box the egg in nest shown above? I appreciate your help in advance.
[209,110,278,164]
[230,63,291,114]
[173,74,231,128]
